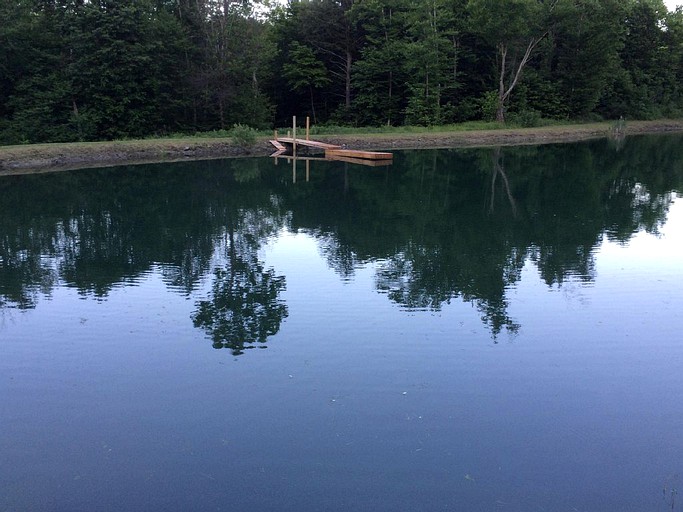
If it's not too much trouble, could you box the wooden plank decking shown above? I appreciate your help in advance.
[269,130,393,164]
[276,137,341,151]
[325,148,393,161]
[327,155,393,167]
[269,140,287,151]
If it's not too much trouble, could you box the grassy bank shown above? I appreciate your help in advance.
[2,119,683,175]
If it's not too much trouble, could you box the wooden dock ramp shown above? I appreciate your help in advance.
[269,116,393,165]
[276,137,341,151]
[269,138,393,163]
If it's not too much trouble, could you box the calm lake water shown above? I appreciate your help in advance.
[1,135,683,512]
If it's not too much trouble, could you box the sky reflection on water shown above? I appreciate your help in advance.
[1,136,683,512]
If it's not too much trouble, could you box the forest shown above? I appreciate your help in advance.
[1,0,682,145]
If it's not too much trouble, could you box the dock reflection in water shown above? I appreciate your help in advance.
[271,135,393,183]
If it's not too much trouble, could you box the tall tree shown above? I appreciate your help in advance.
[2,1,81,143]
[351,0,411,125]
[283,41,331,123]
[550,0,626,118]
[611,0,681,118]
[183,0,274,130]
[272,0,362,123]
[402,0,464,125]
[0,1,33,139]
[351,0,469,126]
[468,0,557,122]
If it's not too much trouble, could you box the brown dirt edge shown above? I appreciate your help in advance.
[1,120,682,175]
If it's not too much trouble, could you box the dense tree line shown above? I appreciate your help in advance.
[1,0,682,144]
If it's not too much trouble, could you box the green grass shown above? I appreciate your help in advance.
[306,121,506,135]
[3,119,682,173]
[154,118,578,141]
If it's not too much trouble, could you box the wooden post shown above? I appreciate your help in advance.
[306,159,310,182]
[274,129,278,141]
[306,116,310,141]
[293,116,297,158]
[292,156,297,183]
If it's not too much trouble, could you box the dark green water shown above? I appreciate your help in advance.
[1,135,682,511]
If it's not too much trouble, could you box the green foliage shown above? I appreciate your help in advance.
[481,91,500,121]
[551,0,626,118]
[283,42,330,92]
[282,41,331,122]
[304,120,506,136]
[507,109,542,128]
[350,0,410,126]
[1,0,683,144]
[404,85,446,126]
[230,124,258,149]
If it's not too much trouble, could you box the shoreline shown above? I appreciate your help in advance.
[1,120,683,175]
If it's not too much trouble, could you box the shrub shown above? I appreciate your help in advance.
[481,91,500,121]
[509,109,542,128]
[230,124,258,149]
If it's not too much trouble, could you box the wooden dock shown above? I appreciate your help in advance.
[270,116,393,165]
[325,155,393,167]
[325,148,393,161]
[275,137,341,151]
[270,140,287,151]
[269,137,392,163]
[275,154,392,167]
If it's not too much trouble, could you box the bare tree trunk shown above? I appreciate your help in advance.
[497,35,546,123]
[345,51,352,110]
[497,44,508,123]
[310,86,317,124]
[453,37,459,83]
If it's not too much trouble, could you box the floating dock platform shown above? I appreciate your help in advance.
[325,148,393,160]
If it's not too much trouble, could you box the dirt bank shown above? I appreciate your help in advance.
[2,120,682,175]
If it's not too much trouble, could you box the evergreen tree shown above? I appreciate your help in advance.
[551,0,626,119]
[351,0,411,125]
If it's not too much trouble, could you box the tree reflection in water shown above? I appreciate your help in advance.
[284,135,683,338]
[1,135,682,345]
[192,222,288,354]
[192,256,287,354]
